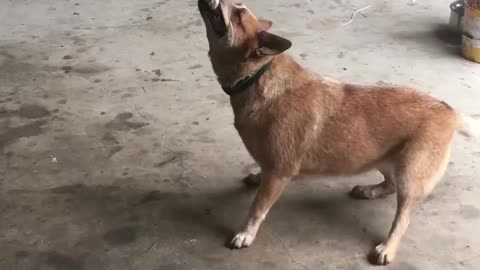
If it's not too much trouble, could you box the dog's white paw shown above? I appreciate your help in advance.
[372,243,396,265]
[230,232,255,249]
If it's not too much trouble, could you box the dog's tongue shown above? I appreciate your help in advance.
[205,0,219,10]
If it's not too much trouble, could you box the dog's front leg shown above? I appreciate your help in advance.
[230,173,290,248]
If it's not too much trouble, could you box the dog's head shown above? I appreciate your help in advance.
[198,0,291,62]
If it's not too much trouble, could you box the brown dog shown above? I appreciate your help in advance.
[198,0,480,265]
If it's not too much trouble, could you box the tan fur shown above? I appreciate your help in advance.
[198,0,476,265]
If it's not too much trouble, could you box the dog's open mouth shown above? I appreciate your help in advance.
[199,0,227,37]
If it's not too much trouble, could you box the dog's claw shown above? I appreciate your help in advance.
[230,232,254,249]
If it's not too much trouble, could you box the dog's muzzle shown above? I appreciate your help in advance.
[199,0,227,37]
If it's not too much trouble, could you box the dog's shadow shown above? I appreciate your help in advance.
[269,184,389,246]
[2,177,392,269]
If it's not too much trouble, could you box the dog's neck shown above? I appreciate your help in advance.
[211,54,310,99]
[221,60,273,96]
[210,52,273,87]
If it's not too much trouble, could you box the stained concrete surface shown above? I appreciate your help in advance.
[1,0,480,269]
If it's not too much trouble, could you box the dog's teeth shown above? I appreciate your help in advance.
[207,0,219,10]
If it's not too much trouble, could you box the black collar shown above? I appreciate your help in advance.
[221,61,272,96]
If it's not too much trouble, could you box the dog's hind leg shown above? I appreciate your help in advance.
[371,136,452,265]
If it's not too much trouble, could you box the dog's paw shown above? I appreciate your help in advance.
[370,243,396,265]
[243,173,261,187]
[230,232,255,249]
[350,185,377,200]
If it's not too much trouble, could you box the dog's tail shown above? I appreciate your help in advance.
[456,113,480,138]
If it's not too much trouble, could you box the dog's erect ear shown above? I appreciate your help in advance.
[256,31,292,56]
[258,19,272,31]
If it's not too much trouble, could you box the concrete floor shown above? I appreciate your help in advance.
[1,0,480,269]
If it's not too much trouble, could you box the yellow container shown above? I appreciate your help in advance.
[463,2,480,62]
[462,34,480,62]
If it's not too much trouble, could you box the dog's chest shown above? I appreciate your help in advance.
[234,116,264,158]
[232,103,272,163]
